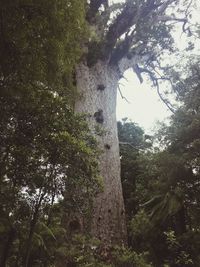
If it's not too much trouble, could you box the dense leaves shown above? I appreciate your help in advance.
[0,0,87,97]
[118,119,152,220]
[0,1,101,266]
[0,0,199,266]
[119,60,200,266]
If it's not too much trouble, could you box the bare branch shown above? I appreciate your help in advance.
[120,75,128,82]
[156,15,187,23]
[118,49,151,74]
[105,0,159,60]
[105,1,138,57]
[107,0,178,63]
[157,0,176,14]
[156,82,175,113]
[119,141,136,149]
[87,0,193,69]
[118,85,131,103]
[131,63,176,113]
[155,0,193,33]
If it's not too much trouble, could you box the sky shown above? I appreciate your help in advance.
[116,71,172,133]
[116,0,200,134]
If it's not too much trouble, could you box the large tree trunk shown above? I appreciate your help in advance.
[75,60,127,245]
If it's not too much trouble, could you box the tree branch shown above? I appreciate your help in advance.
[86,0,108,23]
[155,15,187,24]
[87,0,193,70]
[104,1,141,59]
[157,0,176,14]
[119,141,136,149]
[118,51,152,75]
[118,85,130,103]
[156,82,175,113]
[107,0,177,63]
[132,64,176,113]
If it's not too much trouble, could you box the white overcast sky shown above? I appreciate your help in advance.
[116,72,172,133]
[116,0,200,133]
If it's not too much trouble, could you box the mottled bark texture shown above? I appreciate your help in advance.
[75,61,127,245]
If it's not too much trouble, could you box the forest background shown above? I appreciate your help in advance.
[0,0,200,266]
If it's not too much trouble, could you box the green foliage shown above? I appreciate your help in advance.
[163,230,194,267]
[57,235,111,267]
[0,83,100,267]
[0,0,87,98]
[117,55,200,265]
[55,234,152,267]
[118,119,152,219]
[111,246,152,267]
[130,210,153,239]
[121,60,200,266]
[0,1,101,266]
[0,0,199,266]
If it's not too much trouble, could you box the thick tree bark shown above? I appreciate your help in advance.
[75,60,127,245]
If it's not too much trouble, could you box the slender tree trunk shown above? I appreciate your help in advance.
[75,60,127,246]
[0,227,16,267]
[24,194,44,267]
[24,211,38,267]
[175,206,186,236]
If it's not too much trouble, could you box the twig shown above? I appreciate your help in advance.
[119,142,136,149]
[133,64,176,113]
[118,85,131,103]
[155,81,175,114]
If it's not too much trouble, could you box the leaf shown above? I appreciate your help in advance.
[33,232,47,251]
[39,222,56,240]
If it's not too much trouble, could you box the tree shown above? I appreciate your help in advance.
[0,1,100,266]
[75,0,193,245]
[128,58,200,266]
[118,119,152,220]
[0,0,87,90]
[158,57,200,232]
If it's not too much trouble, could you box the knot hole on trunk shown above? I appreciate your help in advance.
[105,144,111,150]
[94,109,104,124]
[97,84,106,91]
